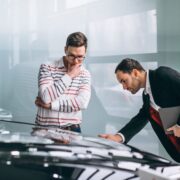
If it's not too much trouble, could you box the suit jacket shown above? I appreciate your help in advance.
[118,66,180,162]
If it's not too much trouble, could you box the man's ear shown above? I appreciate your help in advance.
[132,69,139,78]
[64,46,67,54]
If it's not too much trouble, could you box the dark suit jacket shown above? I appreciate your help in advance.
[118,66,180,162]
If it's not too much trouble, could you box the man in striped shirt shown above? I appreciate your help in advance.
[35,32,91,133]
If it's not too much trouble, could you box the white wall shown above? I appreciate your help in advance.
[0,0,180,160]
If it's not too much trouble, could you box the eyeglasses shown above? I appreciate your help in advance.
[67,54,85,61]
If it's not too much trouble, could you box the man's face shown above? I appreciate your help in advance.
[116,70,141,94]
[65,46,86,66]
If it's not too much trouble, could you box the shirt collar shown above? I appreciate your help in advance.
[144,70,150,95]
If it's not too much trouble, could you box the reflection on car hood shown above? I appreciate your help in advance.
[0,126,180,180]
[0,108,12,120]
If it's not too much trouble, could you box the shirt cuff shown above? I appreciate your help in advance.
[116,133,125,143]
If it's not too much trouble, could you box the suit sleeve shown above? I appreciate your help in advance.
[157,67,180,125]
[118,94,149,143]
[166,68,180,125]
[170,71,180,125]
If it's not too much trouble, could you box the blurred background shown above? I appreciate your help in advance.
[0,0,180,161]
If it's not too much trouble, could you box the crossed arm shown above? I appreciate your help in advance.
[35,64,91,112]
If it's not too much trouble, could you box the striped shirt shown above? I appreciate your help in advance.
[36,57,91,127]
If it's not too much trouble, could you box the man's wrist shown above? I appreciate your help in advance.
[66,72,73,78]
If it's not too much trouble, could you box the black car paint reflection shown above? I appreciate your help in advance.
[0,125,179,180]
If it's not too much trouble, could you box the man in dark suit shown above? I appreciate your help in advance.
[99,58,180,162]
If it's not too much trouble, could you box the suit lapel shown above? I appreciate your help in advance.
[143,92,150,112]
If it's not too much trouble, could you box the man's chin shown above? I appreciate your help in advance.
[130,90,137,94]
[72,63,82,66]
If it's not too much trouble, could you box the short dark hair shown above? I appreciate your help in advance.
[66,32,88,49]
[115,58,145,74]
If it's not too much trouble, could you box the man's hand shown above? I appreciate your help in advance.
[35,97,51,109]
[98,134,123,143]
[67,64,81,78]
[167,125,180,137]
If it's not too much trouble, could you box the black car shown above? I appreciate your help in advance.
[0,120,180,180]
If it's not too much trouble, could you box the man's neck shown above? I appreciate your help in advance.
[141,71,147,88]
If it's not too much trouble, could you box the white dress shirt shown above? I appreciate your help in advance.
[144,70,160,111]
